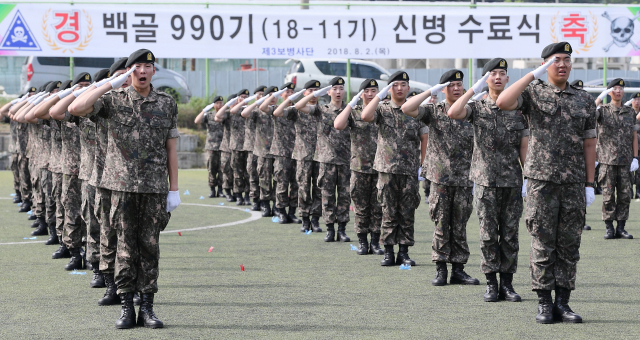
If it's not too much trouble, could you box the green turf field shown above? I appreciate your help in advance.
[0,169,639,339]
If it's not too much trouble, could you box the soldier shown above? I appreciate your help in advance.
[69,49,179,329]
[194,96,224,198]
[448,58,528,302]
[0,97,23,204]
[295,77,352,242]
[333,78,384,255]
[229,89,250,205]
[245,86,265,208]
[9,87,37,214]
[216,94,237,202]
[594,79,637,240]
[629,92,640,199]
[402,70,478,284]
[496,42,596,324]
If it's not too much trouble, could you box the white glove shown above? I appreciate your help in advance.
[472,72,490,94]
[32,93,49,105]
[255,95,269,105]
[376,83,393,100]
[27,92,43,104]
[314,85,331,98]
[203,103,215,113]
[472,91,487,101]
[109,65,136,89]
[595,161,599,168]
[531,56,556,79]
[597,88,614,101]
[631,159,639,172]
[273,88,287,100]
[10,98,20,104]
[428,82,450,96]
[522,179,527,198]
[57,84,79,99]
[288,89,305,102]
[166,190,181,212]
[18,94,29,102]
[96,74,117,88]
[73,86,91,98]
[585,187,595,207]
[349,90,364,108]
[226,96,239,106]
[418,167,425,181]
[625,99,633,106]
[243,94,258,104]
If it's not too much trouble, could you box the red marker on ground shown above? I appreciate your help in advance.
[240,264,245,271]
[208,247,213,252]
[178,232,182,236]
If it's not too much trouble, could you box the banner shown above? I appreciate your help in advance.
[0,3,639,59]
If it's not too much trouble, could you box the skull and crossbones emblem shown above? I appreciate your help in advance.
[11,26,27,43]
[602,11,640,52]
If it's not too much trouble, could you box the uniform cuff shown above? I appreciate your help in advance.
[419,126,429,135]
[520,129,530,138]
[168,128,180,139]
[583,129,597,139]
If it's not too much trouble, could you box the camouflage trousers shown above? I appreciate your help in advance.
[635,169,640,189]
[111,191,170,295]
[30,163,44,218]
[247,153,260,199]
[257,156,274,201]
[52,172,64,238]
[350,171,381,234]
[41,169,55,226]
[18,154,31,201]
[430,183,473,263]
[378,173,420,246]
[220,151,234,191]
[11,153,20,192]
[598,164,632,221]
[82,181,100,264]
[231,150,249,194]
[318,163,350,224]
[296,160,321,218]
[62,174,85,249]
[206,150,221,188]
[525,179,584,291]
[274,156,298,209]
[474,185,522,274]
[95,187,116,273]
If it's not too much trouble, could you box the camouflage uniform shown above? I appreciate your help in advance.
[596,104,637,221]
[416,102,474,263]
[60,114,84,249]
[635,120,640,193]
[87,85,177,294]
[28,123,45,219]
[347,105,381,234]
[9,120,20,194]
[309,103,351,225]
[203,112,223,188]
[229,111,248,195]
[286,106,321,218]
[250,107,275,201]
[218,109,234,192]
[516,80,597,290]
[16,122,32,201]
[242,108,259,199]
[465,97,528,273]
[373,101,426,245]
[269,108,298,209]
[48,120,65,238]
[37,120,54,226]
[78,117,99,264]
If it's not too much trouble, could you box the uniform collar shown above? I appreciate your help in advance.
[389,99,405,110]
[482,95,498,109]
[127,84,157,102]
[545,81,575,95]
[328,101,345,112]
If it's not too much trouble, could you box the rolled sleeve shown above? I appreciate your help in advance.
[61,111,73,122]
[419,124,429,136]
[167,103,179,140]
[415,104,432,125]
[583,129,597,139]
[285,107,297,121]
[520,128,530,138]
[464,103,475,122]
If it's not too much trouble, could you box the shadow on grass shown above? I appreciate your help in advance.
[159,301,333,308]
[166,324,383,332]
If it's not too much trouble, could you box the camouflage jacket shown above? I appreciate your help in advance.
[251,107,274,159]
[218,108,232,153]
[268,107,296,158]
[228,109,245,151]
[26,123,37,159]
[16,122,28,155]
[465,96,529,187]
[203,113,223,151]
[373,100,427,176]
[596,103,638,166]
[285,105,318,162]
[347,105,378,174]
[9,120,18,153]
[517,80,597,184]
[242,106,257,152]
[89,115,108,188]
[48,120,64,174]
[87,85,180,193]
[78,118,97,181]
[60,114,81,176]
[310,102,351,165]
[37,120,51,169]
[416,102,474,187]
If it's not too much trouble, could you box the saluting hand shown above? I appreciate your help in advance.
[597,88,614,101]
[376,83,393,100]
[109,65,137,89]
[57,84,79,99]
[202,103,215,113]
[428,82,450,96]
[624,99,633,106]
[472,91,487,101]
[348,90,364,108]
[255,94,269,105]
[288,89,305,102]
[471,72,490,94]
[314,85,331,98]
[243,94,258,104]
[531,56,556,79]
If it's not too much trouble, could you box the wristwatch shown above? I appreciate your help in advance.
[585,182,595,188]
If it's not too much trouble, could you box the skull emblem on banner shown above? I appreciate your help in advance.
[602,11,640,52]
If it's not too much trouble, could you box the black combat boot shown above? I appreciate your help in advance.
[396,245,415,266]
[31,217,48,236]
[301,216,311,232]
[499,273,522,302]
[225,189,236,202]
[336,222,350,242]
[604,220,615,239]
[450,263,479,285]
[90,263,105,288]
[583,225,591,230]
[98,272,121,306]
[432,262,448,286]
[12,190,22,204]
[380,245,395,266]
[356,233,369,255]
[369,232,384,255]
[251,198,261,211]
[484,273,499,302]
[276,207,290,224]
[244,192,251,206]
[30,219,39,228]
[64,247,84,271]
[310,216,322,232]
[616,220,633,239]
[553,287,582,323]
[324,223,335,242]
[288,207,302,224]
[208,186,216,198]
[52,243,71,259]
[261,200,272,217]
[217,185,225,197]
[235,193,244,205]
[536,290,554,324]
[115,293,136,329]
[133,293,141,306]
[137,293,164,328]
[28,214,37,221]
[636,188,640,199]
[18,199,31,213]
[44,224,59,245]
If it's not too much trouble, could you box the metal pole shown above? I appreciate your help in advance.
[205,58,210,99]
[300,0,309,10]
[603,57,608,104]
[468,58,473,89]
[346,58,351,102]
[69,56,74,79]
[255,58,259,88]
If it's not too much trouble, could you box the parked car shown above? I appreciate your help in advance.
[284,59,430,95]
[21,56,191,102]
[583,78,640,103]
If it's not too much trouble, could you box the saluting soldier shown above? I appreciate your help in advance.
[245,86,265,208]
[195,96,224,198]
[629,92,640,198]
[215,94,237,202]
[228,89,250,205]
[10,87,37,214]
[0,97,23,204]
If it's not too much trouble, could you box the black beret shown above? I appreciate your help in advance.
[359,78,379,92]
[389,71,409,83]
[481,86,489,93]
[237,89,250,96]
[254,85,266,94]
[213,96,223,103]
[28,87,36,93]
[110,57,128,76]
[38,82,51,92]
[570,79,584,88]
[633,92,640,99]
[328,77,345,87]
[482,58,508,75]
[93,69,111,83]
[282,82,295,90]
[265,86,278,95]
[440,69,464,84]
[305,80,321,89]
[384,93,391,100]
[45,81,61,93]
[607,78,625,89]
[407,89,423,97]
[73,72,92,85]
[60,80,72,90]
[541,41,572,59]
[227,94,237,101]
[126,49,155,68]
